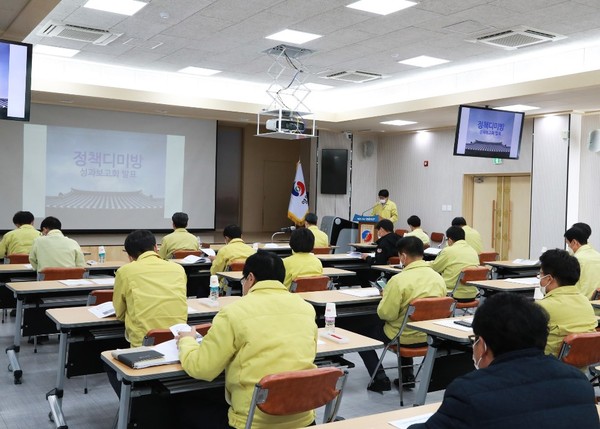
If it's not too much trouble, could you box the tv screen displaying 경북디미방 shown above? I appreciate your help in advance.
[453,105,524,160]
[0,39,32,122]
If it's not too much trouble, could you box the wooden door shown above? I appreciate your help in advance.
[262,160,295,231]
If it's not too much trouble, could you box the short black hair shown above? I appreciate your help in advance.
[172,212,189,228]
[564,226,588,245]
[446,226,465,242]
[40,216,61,231]
[539,248,580,286]
[289,228,315,253]
[472,292,549,357]
[243,251,285,283]
[223,224,242,240]
[396,236,424,258]
[407,215,421,227]
[13,211,34,225]
[451,217,467,226]
[572,222,592,240]
[378,189,389,198]
[305,213,318,225]
[124,230,156,259]
[375,219,394,233]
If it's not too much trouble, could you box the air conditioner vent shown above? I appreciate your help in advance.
[470,26,566,50]
[325,70,382,83]
[37,21,122,46]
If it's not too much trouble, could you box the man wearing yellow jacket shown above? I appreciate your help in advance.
[536,248,597,358]
[0,211,39,259]
[452,216,482,255]
[158,212,199,259]
[372,189,398,223]
[404,215,430,246]
[304,212,329,248]
[564,226,600,299]
[283,228,323,290]
[178,251,318,429]
[359,236,447,393]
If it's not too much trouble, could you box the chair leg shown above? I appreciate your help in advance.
[397,350,404,406]
[34,336,38,353]
[367,346,390,387]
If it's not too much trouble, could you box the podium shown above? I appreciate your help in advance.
[352,214,379,244]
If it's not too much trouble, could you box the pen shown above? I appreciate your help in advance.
[330,334,343,340]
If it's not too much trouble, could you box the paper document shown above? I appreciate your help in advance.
[512,259,539,265]
[187,306,200,314]
[338,288,380,297]
[347,251,362,257]
[533,287,544,300]
[504,278,539,285]
[201,248,216,257]
[24,264,33,269]
[91,278,115,286]
[181,255,209,264]
[424,248,442,255]
[433,317,474,332]
[60,279,93,286]
[389,412,435,428]
[88,302,115,318]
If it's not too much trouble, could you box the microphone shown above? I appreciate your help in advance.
[280,226,297,233]
[361,204,379,215]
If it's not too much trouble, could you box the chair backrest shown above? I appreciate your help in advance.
[458,266,490,285]
[406,296,456,322]
[478,251,499,265]
[172,250,202,259]
[312,247,332,255]
[592,288,600,301]
[395,229,408,237]
[39,267,87,281]
[245,367,348,429]
[5,254,29,264]
[430,232,444,245]
[227,260,246,271]
[87,289,114,306]
[388,256,400,265]
[143,322,212,346]
[291,275,331,293]
[558,332,600,368]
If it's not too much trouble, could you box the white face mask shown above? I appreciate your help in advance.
[379,199,387,205]
[538,274,550,296]
[472,337,486,370]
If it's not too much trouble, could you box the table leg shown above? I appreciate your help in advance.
[5,297,23,384]
[46,331,69,428]
[117,379,132,429]
[414,341,437,406]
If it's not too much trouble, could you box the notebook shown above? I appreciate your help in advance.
[112,348,166,369]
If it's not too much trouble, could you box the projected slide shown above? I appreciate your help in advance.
[0,43,8,117]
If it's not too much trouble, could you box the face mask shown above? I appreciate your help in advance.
[379,199,386,204]
[538,274,550,296]
[472,337,486,370]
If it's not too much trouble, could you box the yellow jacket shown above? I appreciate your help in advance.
[113,251,187,347]
[179,280,318,429]
[372,200,398,223]
[537,285,597,357]
[463,225,482,254]
[404,228,430,246]
[158,228,199,259]
[210,238,255,275]
[308,225,329,248]
[574,244,600,299]
[29,230,85,272]
[282,252,323,290]
[0,224,40,258]
[430,240,480,299]
[378,260,446,343]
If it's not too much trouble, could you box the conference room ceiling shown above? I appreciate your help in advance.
[5,0,600,133]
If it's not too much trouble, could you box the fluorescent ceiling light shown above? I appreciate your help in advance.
[305,83,334,90]
[178,66,222,76]
[494,104,540,112]
[34,45,79,57]
[84,0,147,16]
[381,119,417,126]
[398,55,449,68]
[266,29,322,44]
[347,0,417,15]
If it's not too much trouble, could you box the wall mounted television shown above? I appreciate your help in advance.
[453,105,524,160]
[0,39,32,122]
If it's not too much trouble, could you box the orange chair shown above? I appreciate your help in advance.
[86,289,113,306]
[479,251,499,265]
[430,232,445,247]
[388,256,400,265]
[38,267,87,281]
[368,296,456,405]
[245,367,348,429]
[395,229,408,237]
[312,247,333,255]
[558,332,600,371]
[227,260,246,271]
[291,275,331,293]
[450,267,489,315]
[4,254,29,264]
[172,250,202,259]
[143,322,212,346]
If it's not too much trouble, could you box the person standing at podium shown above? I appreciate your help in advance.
[372,189,398,223]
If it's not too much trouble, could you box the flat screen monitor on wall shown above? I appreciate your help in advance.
[453,105,524,160]
[321,149,348,194]
[0,39,32,122]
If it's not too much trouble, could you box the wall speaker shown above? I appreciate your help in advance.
[589,129,600,152]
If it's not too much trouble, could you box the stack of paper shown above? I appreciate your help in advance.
[338,288,380,297]
[88,302,115,318]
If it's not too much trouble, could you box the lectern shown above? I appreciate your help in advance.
[352,215,379,244]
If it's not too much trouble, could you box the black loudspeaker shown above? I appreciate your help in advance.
[321,149,348,194]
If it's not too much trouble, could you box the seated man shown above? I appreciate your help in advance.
[304,212,329,248]
[408,293,600,429]
[359,237,446,393]
[282,228,323,290]
[158,212,199,259]
[564,225,600,299]
[359,219,400,285]
[178,251,318,429]
[403,215,430,246]
[0,211,40,259]
[209,224,255,278]
[536,248,597,357]
[29,216,85,273]
[372,189,398,223]
[113,229,187,347]
[451,216,482,254]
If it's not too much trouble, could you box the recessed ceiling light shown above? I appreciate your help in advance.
[265,29,322,45]
[381,119,417,126]
[494,104,540,112]
[398,55,449,68]
[178,66,222,76]
[305,83,334,90]
[84,0,147,16]
[34,45,80,57]
[347,0,417,16]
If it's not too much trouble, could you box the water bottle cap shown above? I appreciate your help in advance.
[210,275,219,285]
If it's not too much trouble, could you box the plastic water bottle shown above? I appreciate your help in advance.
[197,236,202,248]
[325,302,336,334]
[209,275,219,303]
[98,246,106,263]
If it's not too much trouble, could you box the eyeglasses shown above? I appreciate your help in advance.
[240,275,247,287]
[468,334,480,346]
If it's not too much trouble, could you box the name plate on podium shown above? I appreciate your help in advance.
[352,215,379,223]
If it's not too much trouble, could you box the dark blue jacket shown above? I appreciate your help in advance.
[409,348,600,429]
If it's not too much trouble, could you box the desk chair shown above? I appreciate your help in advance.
[143,323,212,346]
[38,267,87,281]
[291,275,331,293]
[312,247,333,255]
[172,250,202,259]
[450,267,489,316]
[227,260,246,271]
[395,229,408,237]
[367,296,455,406]
[430,232,445,247]
[245,367,348,429]
[4,254,29,264]
[478,251,499,266]
[388,256,400,265]
[558,332,600,392]
[86,289,113,306]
